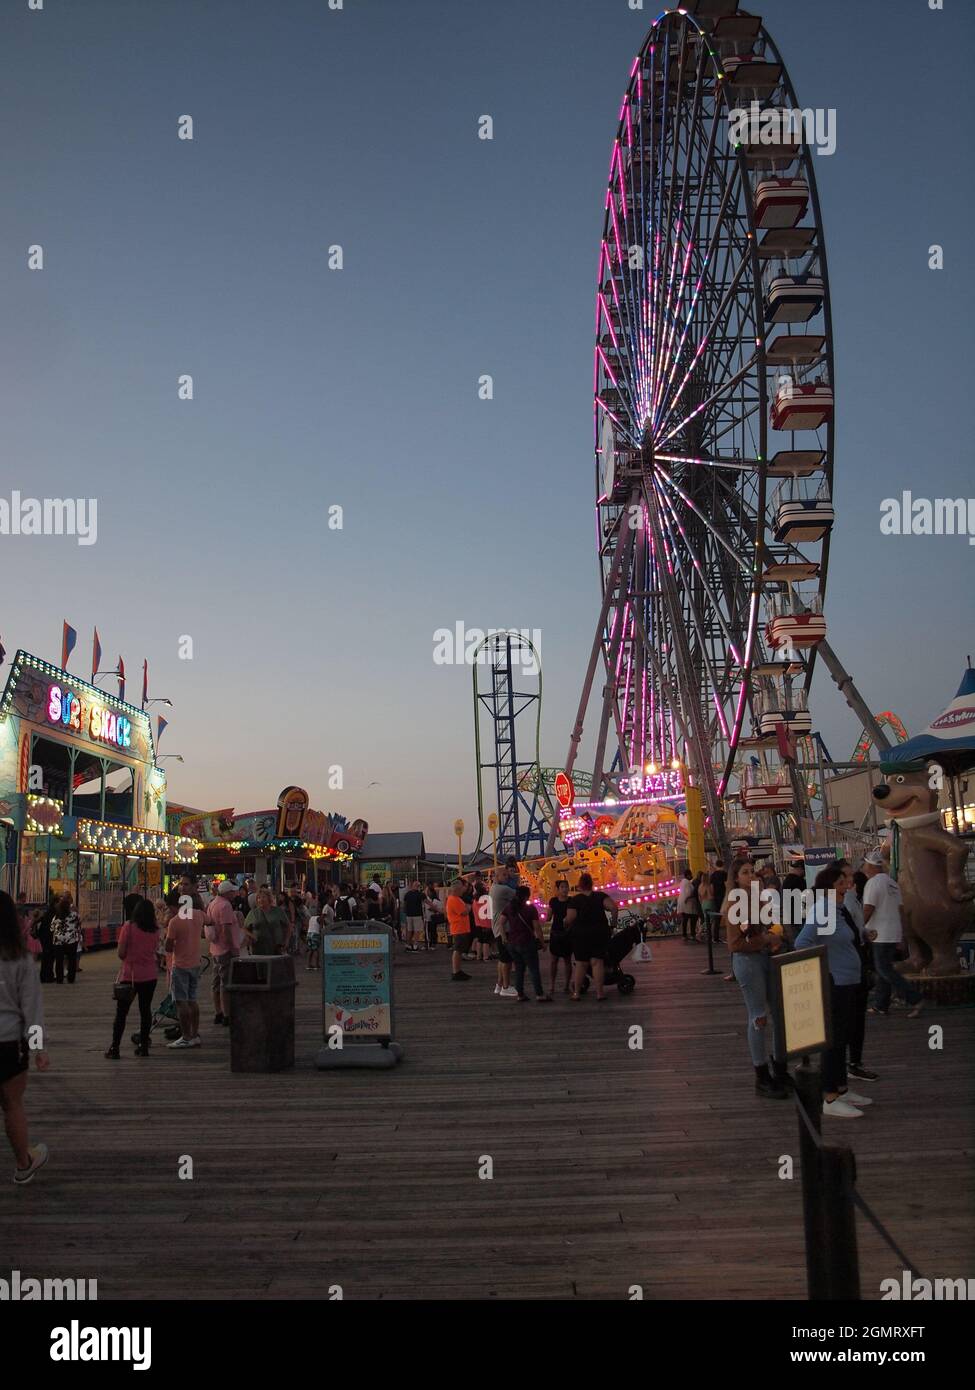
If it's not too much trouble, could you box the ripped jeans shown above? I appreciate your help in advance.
[732,950,771,1067]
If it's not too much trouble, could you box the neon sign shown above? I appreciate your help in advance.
[47,684,131,750]
[617,768,683,799]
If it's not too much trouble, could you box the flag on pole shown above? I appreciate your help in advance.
[117,656,126,702]
[0,636,5,666]
[157,716,168,746]
[61,622,77,671]
[142,659,149,707]
[91,628,102,683]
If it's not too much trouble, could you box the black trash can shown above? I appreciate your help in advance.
[227,956,296,1073]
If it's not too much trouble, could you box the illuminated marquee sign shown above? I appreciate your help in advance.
[47,684,132,751]
[617,768,683,799]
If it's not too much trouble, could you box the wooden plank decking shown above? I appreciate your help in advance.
[2,938,972,1300]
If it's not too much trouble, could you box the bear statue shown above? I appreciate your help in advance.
[873,765,974,976]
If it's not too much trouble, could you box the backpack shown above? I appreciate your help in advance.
[335,895,353,922]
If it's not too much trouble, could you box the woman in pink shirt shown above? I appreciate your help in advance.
[105,899,161,1059]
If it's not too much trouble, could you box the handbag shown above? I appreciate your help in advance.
[113,963,136,1004]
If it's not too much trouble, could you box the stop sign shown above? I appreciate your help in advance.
[554,772,574,809]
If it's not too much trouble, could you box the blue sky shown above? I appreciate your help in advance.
[1,0,972,849]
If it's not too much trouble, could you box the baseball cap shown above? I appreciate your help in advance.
[862,849,885,867]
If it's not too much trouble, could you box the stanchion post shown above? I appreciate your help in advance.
[701,909,719,975]
[821,1145,861,1300]
[795,1063,827,1299]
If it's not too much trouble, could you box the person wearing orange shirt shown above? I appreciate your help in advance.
[446,880,473,982]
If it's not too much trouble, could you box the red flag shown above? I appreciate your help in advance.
[141,659,148,707]
[117,656,126,702]
[776,725,797,763]
[61,622,77,671]
[91,628,102,682]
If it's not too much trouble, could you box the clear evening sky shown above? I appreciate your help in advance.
[1,0,972,849]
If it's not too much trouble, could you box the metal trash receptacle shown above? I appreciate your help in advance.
[227,955,296,1073]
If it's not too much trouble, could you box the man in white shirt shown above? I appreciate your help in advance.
[862,850,922,1016]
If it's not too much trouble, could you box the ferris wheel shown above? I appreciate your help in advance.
[574,0,840,851]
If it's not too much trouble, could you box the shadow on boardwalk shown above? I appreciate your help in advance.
[2,938,972,1300]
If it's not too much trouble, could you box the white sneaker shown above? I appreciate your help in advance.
[493,984,501,995]
[167,1036,192,1049]
[499,986,519,998]
[13,1143,49,1185]
[186,1036,202,1049]
[822,1098,863,1118]
[841,1090,872,1106]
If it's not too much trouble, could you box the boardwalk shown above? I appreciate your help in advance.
[3,938,972,1300]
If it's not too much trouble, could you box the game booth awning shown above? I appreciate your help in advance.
[880,665,975,775]
[170,787,368,892]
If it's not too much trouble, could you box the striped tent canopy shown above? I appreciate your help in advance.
[880,666,975,774]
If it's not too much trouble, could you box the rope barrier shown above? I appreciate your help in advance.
[794,1088,923,1281]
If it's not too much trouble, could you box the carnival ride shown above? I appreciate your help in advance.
[549,1,894,870]
[471,631,550,860]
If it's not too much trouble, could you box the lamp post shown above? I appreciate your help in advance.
[454,818,465,878]
[487,812,498,874]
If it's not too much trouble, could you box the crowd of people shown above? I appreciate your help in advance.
[0,836,933,1185]
[718,846,924,1117]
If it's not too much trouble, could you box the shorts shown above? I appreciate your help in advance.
[476,927,493,946]
[210,951,237,990]
[450,932,473,954]
[405,916,424,934]
[548,932,572,959]
[571,932,609,963]
[0,1038,29,1085]
[306,932,321,948]
[171,965,200,1003]
[495,940,512,964]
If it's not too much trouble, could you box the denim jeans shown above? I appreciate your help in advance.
[732,951,771,1066]
[871,943,921,1011]
[510,941,544,998]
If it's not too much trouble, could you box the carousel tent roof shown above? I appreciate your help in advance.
[881,666,975,772]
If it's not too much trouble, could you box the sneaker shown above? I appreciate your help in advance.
[451,971,471,982]
[167,1036,192,1049]
[847,1064,879,1081]
[907,1001,924,1019]
[499,986,519,998]
[822,1098,863,1118]
[493,984,501,995]
[104,1045,120,1060]
[13,1144,49,1185]
[516,993,529,1003]
[840,1090,872,1106]
[186,1036,202,1048]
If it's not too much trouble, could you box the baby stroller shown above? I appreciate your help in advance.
[579,918,641,995]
